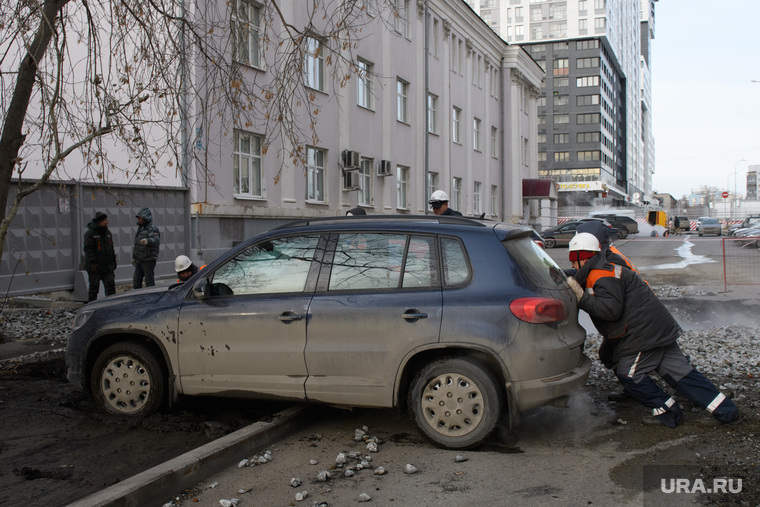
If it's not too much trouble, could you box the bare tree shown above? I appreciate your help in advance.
[0,0,399,260]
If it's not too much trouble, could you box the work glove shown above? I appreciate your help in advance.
[566,277,584,302]
[139,238,148,246]
[131,259,136,266]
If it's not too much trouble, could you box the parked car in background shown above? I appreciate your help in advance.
[582,214,637,238]
[66,215,590,450]
[541,219,617,247]
[697,216,722,237]
[674,216,691,232]
[530,229,545,249]
[728,216,760,236]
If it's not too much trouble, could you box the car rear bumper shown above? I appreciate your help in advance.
[511,354,592,413]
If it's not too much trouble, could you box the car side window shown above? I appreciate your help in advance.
[441,237,470,286]
[329,233,439,290]
[211,235,320,295]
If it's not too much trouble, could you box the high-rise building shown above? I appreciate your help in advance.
[748,168,758,200]
[470,0,656,207]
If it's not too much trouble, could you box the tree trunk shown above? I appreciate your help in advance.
[0,0,72,259]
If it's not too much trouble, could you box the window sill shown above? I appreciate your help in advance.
[234,194,266,201]
[306,200,329,206]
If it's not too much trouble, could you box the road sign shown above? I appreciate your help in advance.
[722,191,729,198]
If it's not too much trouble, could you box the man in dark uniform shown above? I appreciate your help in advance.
[83,211,117,302]
[566,233,739,427]
[428,190,462,216]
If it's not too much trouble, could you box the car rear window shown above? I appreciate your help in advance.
[503,237,565,289]
[702,218,718,224]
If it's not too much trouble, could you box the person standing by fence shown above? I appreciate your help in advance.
[132,207,160,288]
[83,211,117,302]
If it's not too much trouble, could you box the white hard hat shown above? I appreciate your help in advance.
[429,190,449,203]
[175,255,193,272]
[569,232,601,253]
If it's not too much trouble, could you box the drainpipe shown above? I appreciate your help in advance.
[499,57,505,221]
[423,0,430,214]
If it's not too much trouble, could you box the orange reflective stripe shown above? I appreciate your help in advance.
[586,264,622,288]
[610,246,637,272]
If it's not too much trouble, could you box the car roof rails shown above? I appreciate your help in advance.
[273,214,489,231]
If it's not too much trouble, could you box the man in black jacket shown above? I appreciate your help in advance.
[132,207,161,288]
[83,211,117,302]
[566,233,739,427]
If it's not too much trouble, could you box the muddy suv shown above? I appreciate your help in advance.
[66,216,590,449]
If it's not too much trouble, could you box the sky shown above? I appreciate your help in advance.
[651,0,760,199]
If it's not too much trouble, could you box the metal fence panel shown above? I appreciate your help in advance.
[1,180,188,299]
[722,237,760,292]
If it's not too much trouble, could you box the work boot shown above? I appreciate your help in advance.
[700,412,741,426]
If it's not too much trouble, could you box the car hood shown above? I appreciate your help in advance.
[80,285,175,311]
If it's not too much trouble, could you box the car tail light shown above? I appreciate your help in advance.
[509,297,568,324]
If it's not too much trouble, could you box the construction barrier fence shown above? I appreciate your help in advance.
[722,237,760,292]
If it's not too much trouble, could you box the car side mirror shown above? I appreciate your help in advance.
[192,278,210,299]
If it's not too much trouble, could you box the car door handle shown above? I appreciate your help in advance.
[402,309,428,320]
[278,312,303,322]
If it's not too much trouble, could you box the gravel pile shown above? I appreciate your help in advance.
[0,307,75,347]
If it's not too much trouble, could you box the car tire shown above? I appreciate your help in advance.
[408,357,503,450]
[544,238,556,249]
[90,341,167,417]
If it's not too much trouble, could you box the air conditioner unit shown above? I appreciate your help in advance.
[342,150,361,169]
[378,160,393,176]
[343,170,360,190]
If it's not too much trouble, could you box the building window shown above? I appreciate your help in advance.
[514,6,523,20]
[594,0,605,9]
[578,19,587,31]
[359,158,372,206]
[396,165,409,209]
[537,133,546,143]
[515,25,524,38]
[427,93,438,134]
[452,177,462,211]
[473,181,482,215]
[522,138,529,166]
[427,172,439,196]
[490,126,498,158]
[550,4,566,18]
[396,78,409,123]
[490,185,498,216]
[357,59,374,109]
[577,113,601,124]
[578,150,601,161]
[473,117,482,151]
[232,0,260,67]
[531,24,543,39]
[577,131,601,143]
[578,0,587,11]
[554,95,569,106]
[432,18,440,57]
[452,106,462,143]
[576,39,600,50]
[305,37,325,91]
[555,77,569,87]
[450,36,459,73]
[306,146,325,202]
[233,130,263,197]
[530,6,542,22]
[554,114,570,124]
[554,133,569,144]
[553,58,569,76]
[554,152,570,162]
[577,75,600,87]
[538,152,547,162]
[394,0,410,38]
[577,94,600,106]
[577,57,600,69]
[594,17,605,30]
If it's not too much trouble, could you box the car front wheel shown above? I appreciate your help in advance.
[544,237,556,248]
[408,357,503,449]
[90,341,167,417]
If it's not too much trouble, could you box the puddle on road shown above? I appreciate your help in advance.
[638,238,717,270]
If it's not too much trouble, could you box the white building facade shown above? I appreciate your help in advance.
[186,0,546,260]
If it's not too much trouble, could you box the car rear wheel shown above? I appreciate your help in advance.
[90,341,166,417]
[408,357,503,449]
[544,237,556,248]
